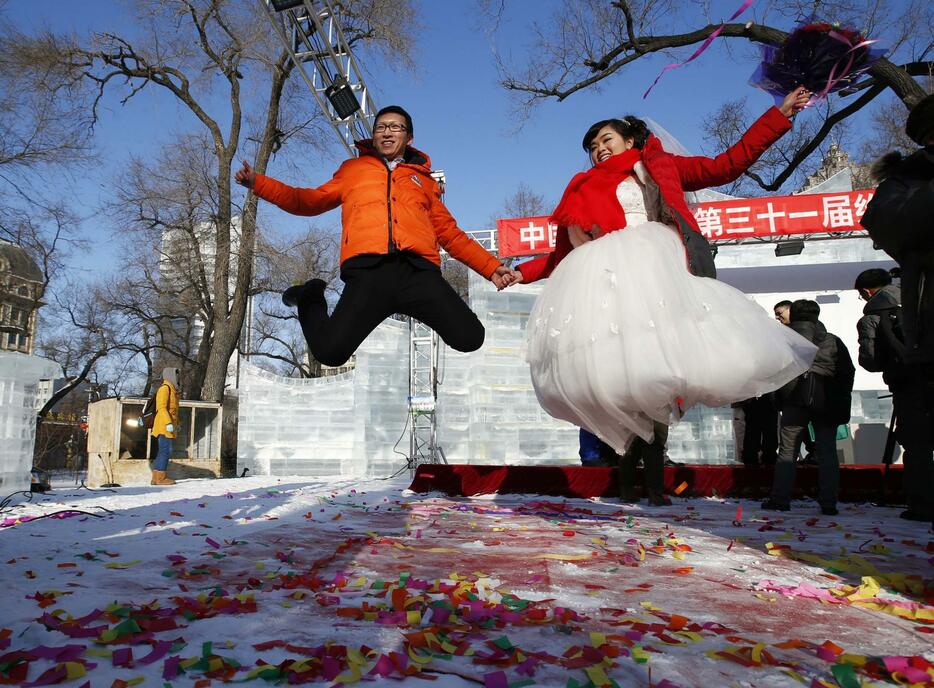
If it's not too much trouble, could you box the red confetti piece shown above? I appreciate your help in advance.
[562,530,575,537]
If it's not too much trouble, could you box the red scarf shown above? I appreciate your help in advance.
[550,146,642,233]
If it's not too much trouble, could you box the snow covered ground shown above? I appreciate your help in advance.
[1,475,931,687]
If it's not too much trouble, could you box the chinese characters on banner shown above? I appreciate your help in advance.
[495,189,874,258]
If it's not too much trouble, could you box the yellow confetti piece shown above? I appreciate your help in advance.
[255,562,265,569]
[64,662,86,680]
[104,560,143,569]
[751,642,766,664]
[281,601,292,608]
[590,632,607,647]
[672,551,686,560]
[754,593,777,602]
[781,669,810,684]
[640,601,660,611]
[585,664,611,685]
[839,654,868,667]
[408,648,433,665]
[125,677,145,686]
[84,648,113,658]
[536,553,593,561]
[675,631,704,642]
[631,646,651,663]
[406,610,421,625]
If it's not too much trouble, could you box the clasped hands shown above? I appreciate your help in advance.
[491,265,523,290]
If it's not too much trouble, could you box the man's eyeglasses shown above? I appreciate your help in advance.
[374,122,407,133]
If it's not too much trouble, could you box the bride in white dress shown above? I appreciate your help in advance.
[513,91,817,479]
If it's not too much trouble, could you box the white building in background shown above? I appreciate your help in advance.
[159,216,255,389]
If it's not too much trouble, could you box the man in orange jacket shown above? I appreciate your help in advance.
[236,105,516,366]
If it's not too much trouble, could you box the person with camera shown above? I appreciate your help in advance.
[763,300,854,515]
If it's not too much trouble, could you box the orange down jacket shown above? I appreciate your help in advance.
[252,141,501,279]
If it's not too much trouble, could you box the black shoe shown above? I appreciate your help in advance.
[820,505,838,516]
[619,488,640,504]
[899,508,933,522]
[761,499,790,512]
[647,492,671,507]
[282,279,326,308]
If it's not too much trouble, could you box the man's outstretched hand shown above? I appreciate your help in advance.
[491,265,522,290]
[235,160,256,188]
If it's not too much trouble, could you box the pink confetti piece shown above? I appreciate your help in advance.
[205,537,221,549]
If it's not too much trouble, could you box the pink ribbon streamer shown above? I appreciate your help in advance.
[808,30,878,105]
[644,0,755,98]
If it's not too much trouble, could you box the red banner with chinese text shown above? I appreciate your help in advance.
[495,189,875,258]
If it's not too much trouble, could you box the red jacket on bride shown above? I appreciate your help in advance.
[518,106,792,283]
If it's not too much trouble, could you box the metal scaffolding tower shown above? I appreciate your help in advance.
[258,0,377,156]
[258,0,445,469]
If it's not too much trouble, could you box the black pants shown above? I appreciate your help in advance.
[619,422,669,498]
[298,253,485,367]
[771,420,838,509]
[740,397,778,466]
[893,379,934,514]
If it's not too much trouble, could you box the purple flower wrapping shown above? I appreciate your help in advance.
[749,21,886,103]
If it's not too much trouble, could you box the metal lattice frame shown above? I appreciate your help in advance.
[408,319,443,468]
[258,0,376,156]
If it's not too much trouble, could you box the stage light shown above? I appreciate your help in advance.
[270,0,304,11]
[325,77,361,120]
[774,240,805,257]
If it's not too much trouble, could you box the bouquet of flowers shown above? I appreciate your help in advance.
[750,19,885,103]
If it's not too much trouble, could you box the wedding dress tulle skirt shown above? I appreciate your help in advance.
[525,221,817,453]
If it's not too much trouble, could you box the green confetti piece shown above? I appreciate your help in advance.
[201,641,213,657]
[831,663,861,688]
[114,618,142,635]
[492,636,515,651]
[399,571,411,586]
[161,570,176,577]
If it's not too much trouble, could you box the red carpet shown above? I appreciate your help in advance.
[408,463,905,503]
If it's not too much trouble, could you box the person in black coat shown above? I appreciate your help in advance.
[860,94,934,370]
[763,300,855,515]
[855,268,933,521]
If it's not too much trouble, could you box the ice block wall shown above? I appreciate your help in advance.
[435,274,579,465]
[237,318,409,478]
[0,352,61,492]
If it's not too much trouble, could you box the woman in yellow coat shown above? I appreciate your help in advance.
[151,367,180,485]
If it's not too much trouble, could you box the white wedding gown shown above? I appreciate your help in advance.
[525,172,817,454]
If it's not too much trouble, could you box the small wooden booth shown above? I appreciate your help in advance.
[86,397,222,487]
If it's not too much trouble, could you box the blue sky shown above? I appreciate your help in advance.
[7,0,903,278]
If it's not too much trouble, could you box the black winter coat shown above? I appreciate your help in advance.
[778,320,855,427]
[856,284,910,389]
[860,147,934,369]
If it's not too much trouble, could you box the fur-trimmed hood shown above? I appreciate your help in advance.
[870,151,905,182]
[870,146,934,182]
